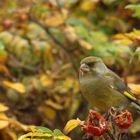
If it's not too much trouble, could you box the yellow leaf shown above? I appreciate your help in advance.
[127,75,137,83]
[79,39,93,50]
[45,9,67,27]
[63,25,77,43]
[40,74,53,87]
[112,34,133,45]
[113,33,127,39]
[0,120,9,129]
[19,138,30,140]
[45,100,64,110]
[0,54,7,63]
[0,104,9,112]
[38,106,56,121]
[6,128,17,140]
[18,133,30,140]
[128,83,140,94]
[64,119,81,134]
[56,135,71,140]
[0,31,13,45]
[121,39,133,45]
[64,78,74,89]
[0,113,8,120]
[31,132,52,137]
[18,132,52,140]
[3,81,26,94]
[80,0,96,12]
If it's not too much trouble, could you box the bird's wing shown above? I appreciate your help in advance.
[105,70,140,107]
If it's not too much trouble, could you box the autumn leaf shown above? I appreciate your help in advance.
[63,25,77,43]
[0,120,9,129]
[128,83,140,95]
[38,105,56,121]
[53,129,71,140]
[112,34,133,45]
[0,64,10,76]
[80,0,96,12]
[56,135,71,140]
[0,42,8,63]
[0,113,10,130]
[3,81,26,94]
[18,132,52,140]
[45,100,64,110]
[18,128,71,140]
[64,119,81,134]
[0,103,9,112]
[79,39,93,50]
[44,9,68,27]
[40,74,53,87]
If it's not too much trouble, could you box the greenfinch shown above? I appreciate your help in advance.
[79,56,140,112]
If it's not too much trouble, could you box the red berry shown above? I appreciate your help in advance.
[114,111,133,130]
[3,19,13,29]
[82,111,107,136]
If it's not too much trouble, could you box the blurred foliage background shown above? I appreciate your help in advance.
[0,0,140,139]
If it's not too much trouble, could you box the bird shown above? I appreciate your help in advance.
[79,56,140,112]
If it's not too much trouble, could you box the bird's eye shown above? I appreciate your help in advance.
[87,62,95,67]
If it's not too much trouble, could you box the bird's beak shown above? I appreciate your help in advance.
[80,63,90,73]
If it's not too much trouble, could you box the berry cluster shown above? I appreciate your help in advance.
[81,108,133,139]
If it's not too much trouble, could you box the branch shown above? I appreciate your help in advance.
[29,15,78,74]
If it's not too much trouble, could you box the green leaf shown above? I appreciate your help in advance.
[35,126,53,134]
[0,41,7,56]
[53,129,63,136]
[66,18,84,26]
[126,4,140,18]
[0,41,5,49]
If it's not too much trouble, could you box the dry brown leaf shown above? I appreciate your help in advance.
[0,64,10,76]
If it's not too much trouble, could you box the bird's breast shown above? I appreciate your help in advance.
[80,75,129,112]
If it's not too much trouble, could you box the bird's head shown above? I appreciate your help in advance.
[79,56,107,78]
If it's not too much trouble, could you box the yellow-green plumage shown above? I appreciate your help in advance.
[79,56,140,112]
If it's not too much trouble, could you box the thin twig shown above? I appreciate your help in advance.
[106,130,117,140]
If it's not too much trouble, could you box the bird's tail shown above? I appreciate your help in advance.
[123,91,140,112]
